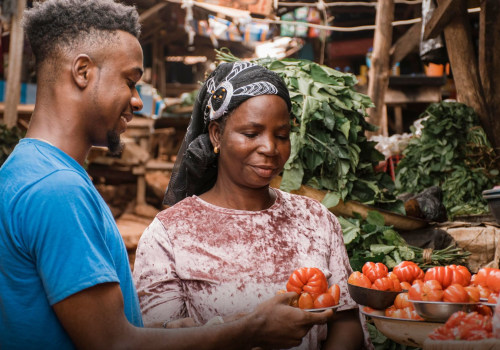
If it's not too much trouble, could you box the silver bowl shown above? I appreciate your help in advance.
[348,283,401,310]
[411,300,479,322]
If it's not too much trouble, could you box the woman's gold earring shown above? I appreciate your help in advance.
[214,146,219,154]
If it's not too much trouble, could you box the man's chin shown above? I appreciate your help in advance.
[106,130,124,156]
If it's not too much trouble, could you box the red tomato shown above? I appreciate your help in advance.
[392,261,424,284]
[327,284,340,305]
[362,262,388,283]
[387,306,422,320]
[475,305,493,317]
[443,284,469,303]
[424,265,471,288]
[363,306,376,314]
[384,305,396,317]
[313,293,336,309]
[348,271,372,288]
[477,285,492,299]
[400,281,412,291]
[298,292,314,309]
[464,285,480,303]
[474,268,496,287]
[408,279,443,301]
[394,292,413,309]
[372,277,398,291]
[487,292,499,304]
[286,267,328,298]
[486,269,500,293]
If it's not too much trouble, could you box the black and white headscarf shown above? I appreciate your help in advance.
[163,61,291,206]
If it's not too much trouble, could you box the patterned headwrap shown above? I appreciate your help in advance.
[163,61,291,206]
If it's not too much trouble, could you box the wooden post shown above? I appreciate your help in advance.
[436,0,490,141]
[367,0,394,137]
[4,0,27,129]
[479,0,500,154]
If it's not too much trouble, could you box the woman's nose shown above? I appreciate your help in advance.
[131,89,143,112]
[259,135,278,155]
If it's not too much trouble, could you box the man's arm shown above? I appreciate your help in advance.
[53,282,333,350]
[322,309,364,350]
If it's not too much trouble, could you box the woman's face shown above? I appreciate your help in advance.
[212,94,291,189]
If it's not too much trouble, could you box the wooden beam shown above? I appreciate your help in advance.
[139,2,168,23]
[390,22,421,67]
[423,0,457,40]
[479,0,500,154]
[367,0,394,137]
[4,0,26,129]
[437,0,490,148]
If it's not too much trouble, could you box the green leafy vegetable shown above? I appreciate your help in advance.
[395,102,500,219]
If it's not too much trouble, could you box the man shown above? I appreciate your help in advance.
[0,0,332,349]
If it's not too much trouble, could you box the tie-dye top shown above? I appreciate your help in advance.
[133,188,372,349]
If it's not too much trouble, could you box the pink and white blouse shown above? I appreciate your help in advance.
[133,189,371,349]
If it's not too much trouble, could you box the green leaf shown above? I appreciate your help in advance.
[322,191,340,208]
[371,244,396,254]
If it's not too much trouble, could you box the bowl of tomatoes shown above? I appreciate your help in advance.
[284,267,342,312]
[347,262,409,309]
[411,301,479,322]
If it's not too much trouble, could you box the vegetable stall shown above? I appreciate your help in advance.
[217,47,500,349]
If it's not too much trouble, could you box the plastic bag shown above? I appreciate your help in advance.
[420,0,448,64]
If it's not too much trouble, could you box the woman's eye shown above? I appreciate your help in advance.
[243,133,257,138]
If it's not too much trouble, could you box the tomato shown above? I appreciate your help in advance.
[394,292,413,309]
[487,292,499,304]
[443,284,469,303]
[473,267,496,287]
[486,269,500,293]
[386,306,422,320]
[384,305,396,317]
[362,262,388,283]
[313,293,336,309]
[424,265,471,288]
[400,281,412,291]
[392,261,424,284]
[372,277,400,291]
[286,267,328,298]
[362,306,376,314]
[298,292,314,309]
[408,279,443,301]
[464,285,480,303]
[475,305,493,317]
[477,285,492,299]
[327,284,340,305]
[348,271,372,288]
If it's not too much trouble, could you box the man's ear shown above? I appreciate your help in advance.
[71,54,94,89]
[208,121,222,150]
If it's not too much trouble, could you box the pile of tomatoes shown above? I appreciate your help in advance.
[408,266,500,305]
[384,292,423,320]
[348,261,424,292]
[429,311,494,341]
[284,267,340,309]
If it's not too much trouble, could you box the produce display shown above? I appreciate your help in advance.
[282,267,340,309]
[216,48,403,214]
[395,102,500,219]
[339,211,470,271]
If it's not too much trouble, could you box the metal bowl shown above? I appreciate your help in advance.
[348,282,401,310]
[360,307,441,348]
[412,300,479,322]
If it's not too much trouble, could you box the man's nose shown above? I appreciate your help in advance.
[131,89,143,112]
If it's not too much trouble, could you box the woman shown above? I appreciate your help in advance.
[133,62,371,349]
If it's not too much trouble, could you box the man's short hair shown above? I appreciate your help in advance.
[23,0,141,65]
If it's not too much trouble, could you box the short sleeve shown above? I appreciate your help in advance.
[133,217,187,326]
[17,170,119,305]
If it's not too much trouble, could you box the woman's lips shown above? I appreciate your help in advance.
[252,166,276,178]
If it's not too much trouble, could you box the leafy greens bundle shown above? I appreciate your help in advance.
[395,102,499,219]
[216,49,403,213]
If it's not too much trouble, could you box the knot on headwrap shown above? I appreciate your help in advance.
[163,61,291,206]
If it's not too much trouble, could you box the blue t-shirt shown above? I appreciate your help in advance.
[0,139,143,349]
